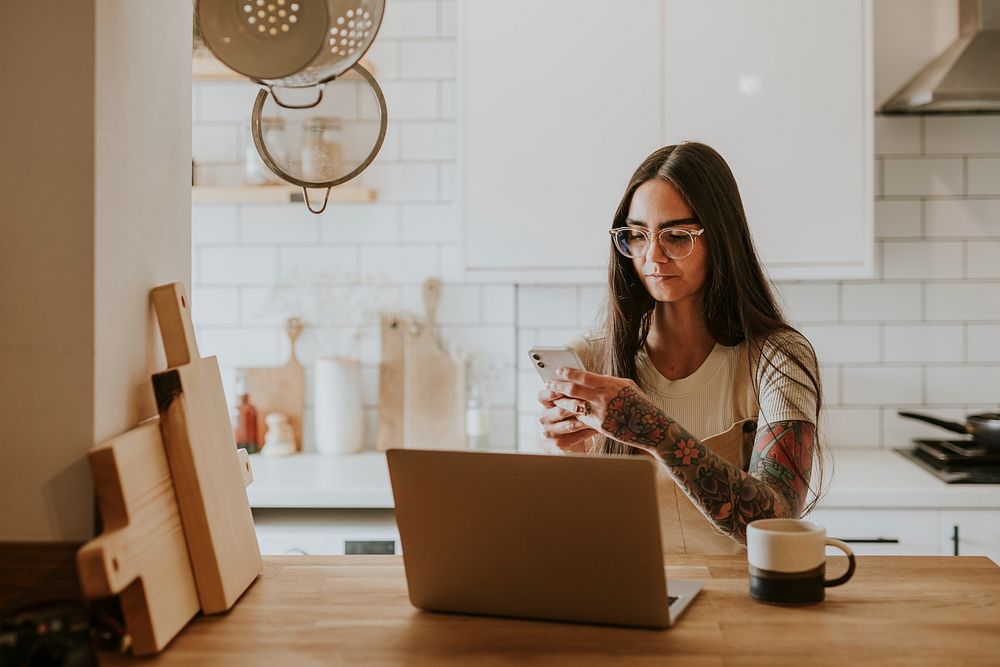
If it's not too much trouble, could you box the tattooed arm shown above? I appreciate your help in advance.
[545,372,815,544]
[608,386,815,539]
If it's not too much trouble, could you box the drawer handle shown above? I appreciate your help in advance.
[345,540,396,555]
[837,538,900,544]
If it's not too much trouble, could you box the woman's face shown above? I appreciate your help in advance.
[625,179,708,304]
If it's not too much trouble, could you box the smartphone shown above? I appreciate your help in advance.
[528,346,586,383]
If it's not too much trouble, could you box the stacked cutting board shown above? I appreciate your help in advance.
[377,278,467,450]
[76,283,261,655]
[241,317,305,452]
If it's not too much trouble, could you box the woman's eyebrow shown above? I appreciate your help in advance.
[625,217,698,228]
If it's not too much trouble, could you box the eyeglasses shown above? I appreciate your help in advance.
[609,225,705,260]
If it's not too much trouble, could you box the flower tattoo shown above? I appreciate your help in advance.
[673,439,700,465]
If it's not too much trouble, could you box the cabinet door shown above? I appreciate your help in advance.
[940,511,1000,565]
[663,0,874,279]
[252,508,400,555]
[809,509,940,555]
[460,0,663,283]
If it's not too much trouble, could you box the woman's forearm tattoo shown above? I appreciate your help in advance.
[602,386,805,543]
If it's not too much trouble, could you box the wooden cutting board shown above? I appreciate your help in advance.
[150,282,262,614]
[75,420,253,655]
[376,312,406,451]
[242,317,305,451]
[402,278,466,449]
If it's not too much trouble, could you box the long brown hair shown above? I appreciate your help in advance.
[596,142,826,514]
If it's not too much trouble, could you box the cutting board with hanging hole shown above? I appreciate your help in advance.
[402,278,466,449]
[241,317,305,451]
[150,282,262,614]
[377,311,406,450]
[75,419,253,655]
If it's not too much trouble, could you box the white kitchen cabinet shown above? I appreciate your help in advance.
[460,0,664,283]
[810,508,941,556]
[461,0,873,283]
[663,0,873,279]
[810,508,1000,564]
[253,509,399,556]
[940,511,1000,564]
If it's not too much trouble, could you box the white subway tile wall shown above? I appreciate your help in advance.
[192,7,1000,452]
[968,158,1000,196]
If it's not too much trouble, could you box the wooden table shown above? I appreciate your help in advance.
[103,555,1000,666]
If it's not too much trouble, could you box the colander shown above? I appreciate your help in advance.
[251,62,387,214]
[198,0,385,108]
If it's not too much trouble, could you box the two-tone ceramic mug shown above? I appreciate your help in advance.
[746,518,856,605]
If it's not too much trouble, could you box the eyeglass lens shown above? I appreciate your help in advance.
[613,228,695,259]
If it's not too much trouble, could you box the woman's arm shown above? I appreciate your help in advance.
[546,371,814,544]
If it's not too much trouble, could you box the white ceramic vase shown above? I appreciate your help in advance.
[314,356,364,455]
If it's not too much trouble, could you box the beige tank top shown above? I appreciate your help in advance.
[567,330,817,555]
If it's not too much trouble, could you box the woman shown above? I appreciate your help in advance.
[538,142,824,553]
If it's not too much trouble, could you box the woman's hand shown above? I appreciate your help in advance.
[537,386,598,454]
[544,367,668,454]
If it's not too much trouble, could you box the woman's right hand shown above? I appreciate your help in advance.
[538,387,597,454]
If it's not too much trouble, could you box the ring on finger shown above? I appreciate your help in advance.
[574,400,591,417]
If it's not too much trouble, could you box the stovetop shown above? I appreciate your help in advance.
[894,439,1000,484]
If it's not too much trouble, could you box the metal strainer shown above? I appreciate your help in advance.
[251,63,387,214]
[198,0,385,108]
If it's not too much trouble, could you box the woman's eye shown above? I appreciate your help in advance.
[626,231,645,242]
[665,231,689,244]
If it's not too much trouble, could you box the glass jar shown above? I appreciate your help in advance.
[465,380,489,451]
[244,117,285,185]
[299,117,343,183]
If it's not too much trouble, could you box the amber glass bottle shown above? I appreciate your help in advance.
[232,372,259,454]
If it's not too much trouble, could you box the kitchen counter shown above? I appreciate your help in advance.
[102,554,1000,665]
[247,449,1000,510]
[248,451,393,508]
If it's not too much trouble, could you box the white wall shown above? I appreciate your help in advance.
[0,2,191,541]
[192,0,999,453]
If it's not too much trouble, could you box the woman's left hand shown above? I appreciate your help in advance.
[546,368,668,453]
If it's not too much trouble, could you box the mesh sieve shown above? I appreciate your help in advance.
[251,63,387,213]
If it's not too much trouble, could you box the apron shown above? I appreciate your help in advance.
[646,345,759,555]
[568,332,762,555]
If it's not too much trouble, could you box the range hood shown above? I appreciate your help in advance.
[881,0,1000,113]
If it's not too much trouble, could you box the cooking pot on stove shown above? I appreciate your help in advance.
[898,410,1000,452]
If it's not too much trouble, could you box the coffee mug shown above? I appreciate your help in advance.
[746,518,856,605]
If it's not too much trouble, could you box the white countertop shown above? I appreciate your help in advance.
[819,450,1000,509]
[246,449,1000,510]
[248,451,394,509]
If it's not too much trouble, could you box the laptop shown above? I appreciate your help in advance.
[386,448,703,629]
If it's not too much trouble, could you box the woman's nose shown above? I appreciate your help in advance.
[645,236,671,262]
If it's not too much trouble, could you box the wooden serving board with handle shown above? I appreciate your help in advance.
[75,420,253,655]
[242,317,305,451]
[150,282,262,614]
[376,312,406,450]
[402,278,466,449]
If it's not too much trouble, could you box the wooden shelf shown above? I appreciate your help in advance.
[192,52,376,81]
[192,185,376,204]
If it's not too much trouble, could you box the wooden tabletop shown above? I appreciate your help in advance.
[104,555,1000,666]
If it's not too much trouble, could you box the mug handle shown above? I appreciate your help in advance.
[824,538,856,587]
